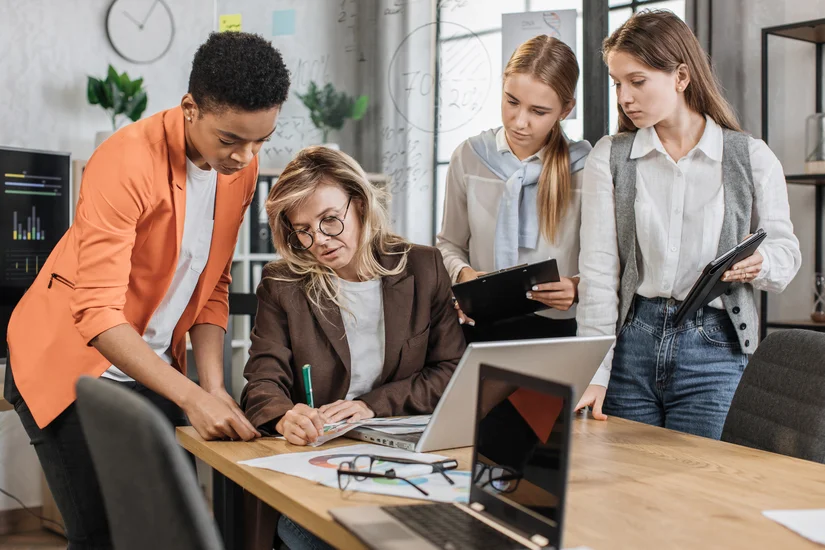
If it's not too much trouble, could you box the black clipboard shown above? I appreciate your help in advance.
[673,229,767,326]
[452,259,560,323]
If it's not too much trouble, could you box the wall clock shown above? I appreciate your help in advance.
[106,0,175,64]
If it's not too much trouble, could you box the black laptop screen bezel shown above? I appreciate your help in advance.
[469,363,574,548]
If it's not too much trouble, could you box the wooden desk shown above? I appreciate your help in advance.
[178,417,825,550]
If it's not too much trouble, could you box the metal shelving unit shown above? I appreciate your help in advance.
[761,18,825,337]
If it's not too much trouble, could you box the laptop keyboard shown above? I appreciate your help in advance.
[382,503,530,550]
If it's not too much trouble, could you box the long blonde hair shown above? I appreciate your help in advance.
[265,146,409,310]
[504,35,579,244]
[603,9,741,133]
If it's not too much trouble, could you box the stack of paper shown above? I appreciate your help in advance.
[309,415,431,446]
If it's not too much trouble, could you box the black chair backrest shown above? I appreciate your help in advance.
[76,377,223,550]
[722,329,825,464]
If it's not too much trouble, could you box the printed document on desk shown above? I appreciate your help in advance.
[763,509,825,545]
[238,443,469,503]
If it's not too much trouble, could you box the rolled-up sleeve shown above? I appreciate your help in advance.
[70,141,153,344]
[748,138,802,292]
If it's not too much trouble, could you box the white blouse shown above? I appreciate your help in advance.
[577,116,802,387]
[436,128,584,320]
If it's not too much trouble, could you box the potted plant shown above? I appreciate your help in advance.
[87,65,148,147]
[297,81,369,150]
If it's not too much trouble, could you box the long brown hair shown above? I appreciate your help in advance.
[504,35,579,244]
[265,146,409,311]
[603,9,741,133]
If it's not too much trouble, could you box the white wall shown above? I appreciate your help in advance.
[0,0,214,161]
[711,0,825,324]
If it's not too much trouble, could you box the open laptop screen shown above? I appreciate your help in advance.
[470,363,574,548]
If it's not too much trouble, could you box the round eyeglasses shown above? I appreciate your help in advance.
[286,196,352,251]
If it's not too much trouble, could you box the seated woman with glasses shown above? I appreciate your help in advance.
[241,146,467,447]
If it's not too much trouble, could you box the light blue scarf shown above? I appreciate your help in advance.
[468,128,592,270]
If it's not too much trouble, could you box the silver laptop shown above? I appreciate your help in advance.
[332,364,573,550]
[346,335,613,452]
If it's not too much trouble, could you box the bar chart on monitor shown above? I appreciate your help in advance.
[0,147,70,288]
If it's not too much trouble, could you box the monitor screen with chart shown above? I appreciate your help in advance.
[0,146,71,359]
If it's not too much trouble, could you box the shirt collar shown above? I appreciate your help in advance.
[629,114,723,162]
[495,127,543,163]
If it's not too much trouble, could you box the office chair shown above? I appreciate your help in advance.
[76,376,223,550]
[722,329,825,464]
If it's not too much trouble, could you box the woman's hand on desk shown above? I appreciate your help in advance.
[574,384,608,421]
[722,250,763,283]
[184,388,261,441]
[526,276,580,311]
[276,404,328,446]
[319,400,375,424]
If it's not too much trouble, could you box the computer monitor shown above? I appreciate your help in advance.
[0,146,71,359]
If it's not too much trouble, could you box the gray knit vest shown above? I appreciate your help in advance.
[610,129,758,353]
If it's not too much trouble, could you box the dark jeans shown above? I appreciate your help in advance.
[462,313,577,343]
[4,362,189,550]
[603,296,748,440]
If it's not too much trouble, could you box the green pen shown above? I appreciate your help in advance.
[302,364,315,408]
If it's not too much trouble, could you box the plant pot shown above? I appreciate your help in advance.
[320,143,340,151]
[95,131,114,149]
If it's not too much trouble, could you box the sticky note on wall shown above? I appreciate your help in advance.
[219,14,242,32]
[272,9,296,36]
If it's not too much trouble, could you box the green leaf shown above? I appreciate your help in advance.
[108,80,124,115]
[351,95,369,120]
[106,65,120,86]
[124,90,148,122]
[87,77,103,105]
[129,77,144,97]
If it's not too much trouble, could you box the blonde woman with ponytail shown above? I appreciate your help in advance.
[437,35,591,342]
[241,147,466,448]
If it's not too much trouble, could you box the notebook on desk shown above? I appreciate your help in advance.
[332,364,574,550]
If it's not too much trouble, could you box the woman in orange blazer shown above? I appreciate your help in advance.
[3,32,289,548]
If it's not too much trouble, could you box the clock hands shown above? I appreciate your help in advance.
[122,0,161,31]
[140,0,160,28]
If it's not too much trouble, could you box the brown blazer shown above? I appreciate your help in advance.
[241,244,467,433]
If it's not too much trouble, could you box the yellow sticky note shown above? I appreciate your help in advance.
[219,14,242,32]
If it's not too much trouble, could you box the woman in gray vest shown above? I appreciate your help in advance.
[575,10,801,439]
[437,35,592,342]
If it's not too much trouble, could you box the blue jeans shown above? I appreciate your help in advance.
[278,515,335,550]
[603,295,748,440]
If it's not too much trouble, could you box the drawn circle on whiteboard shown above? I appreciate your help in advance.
[388,22,492,133]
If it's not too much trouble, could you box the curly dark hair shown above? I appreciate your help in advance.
[189,32,290,113]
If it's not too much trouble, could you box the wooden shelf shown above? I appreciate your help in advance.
[765,19,825,44]
[765,320,825,332]
[785,174,825,185]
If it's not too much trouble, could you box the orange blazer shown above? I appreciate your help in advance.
[7,106,258,428]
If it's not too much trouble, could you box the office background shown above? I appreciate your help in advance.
[0,0,823,525]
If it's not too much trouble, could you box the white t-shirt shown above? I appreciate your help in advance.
[337,278,385,400]
[102,158,217,382]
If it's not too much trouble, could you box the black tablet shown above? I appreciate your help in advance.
[674,229,767,326]
[452,259,560,323]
